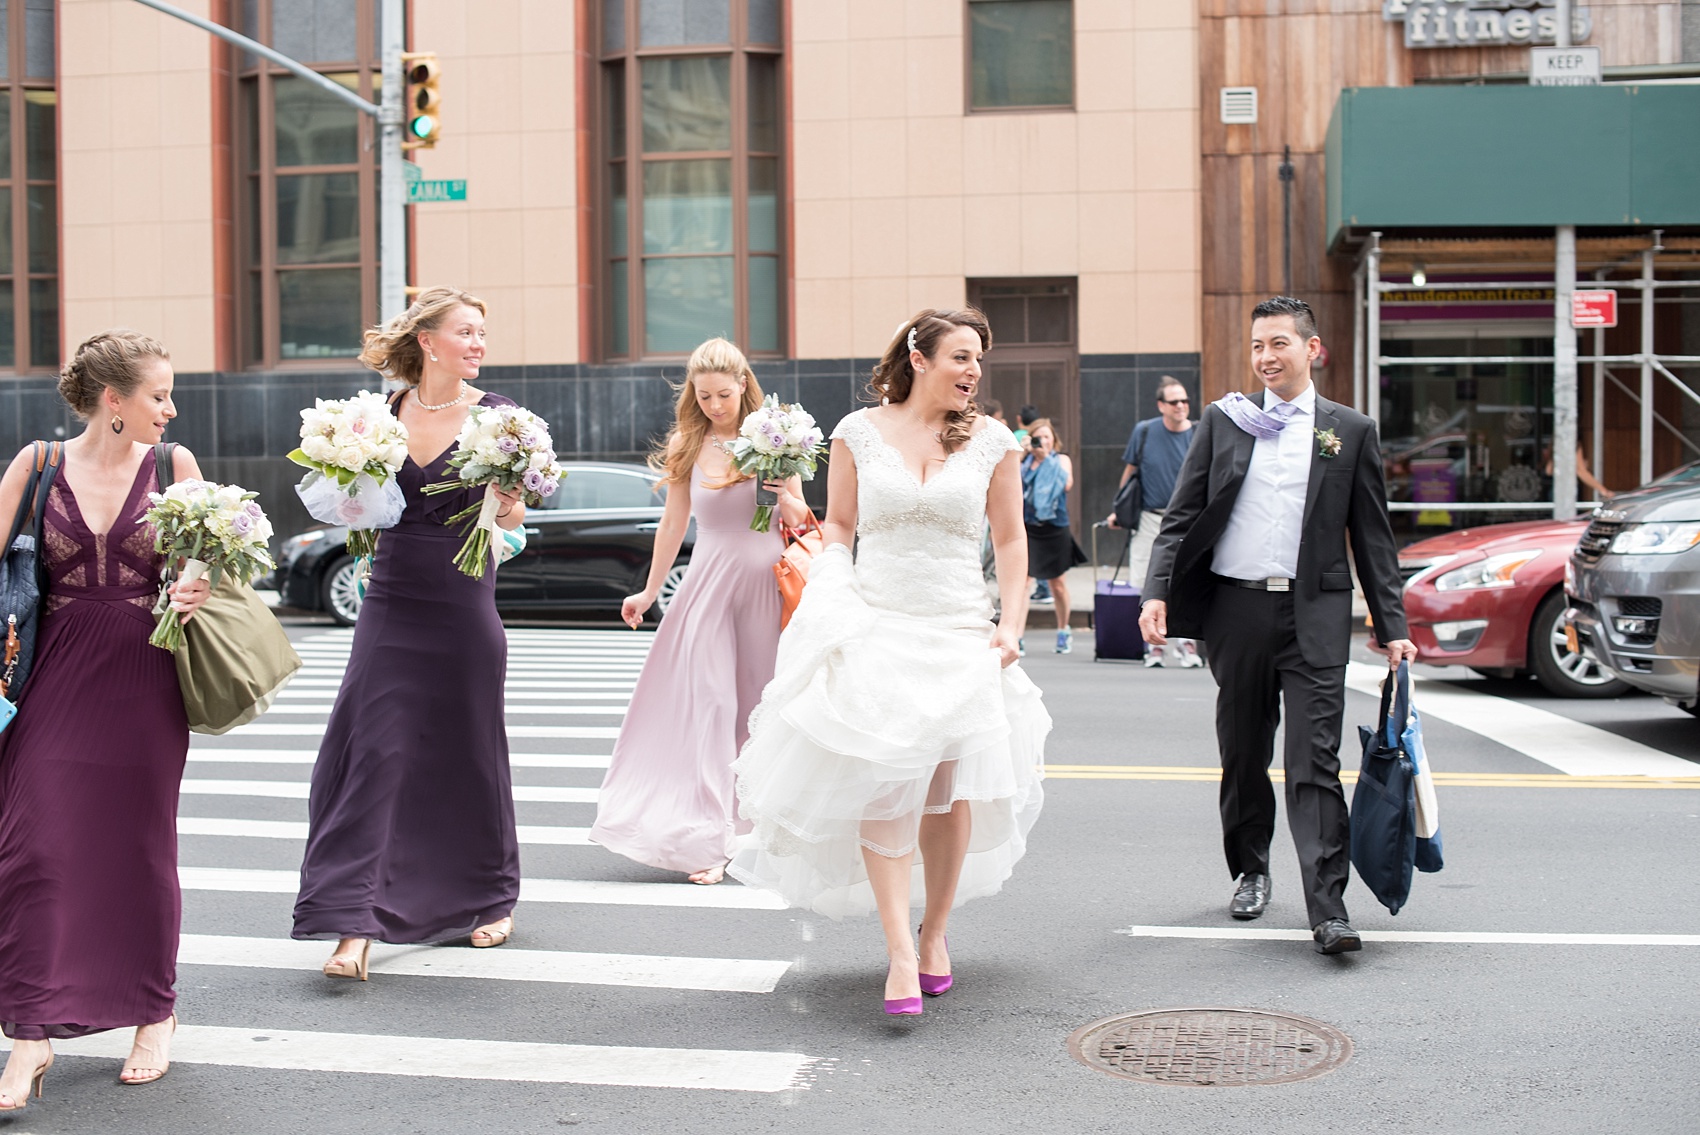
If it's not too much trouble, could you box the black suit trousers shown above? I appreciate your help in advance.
[1203,583,1350,928]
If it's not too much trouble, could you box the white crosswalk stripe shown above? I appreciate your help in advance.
[156,625,818,1093]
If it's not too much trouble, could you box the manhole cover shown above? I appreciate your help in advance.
[1067,1008,1352,1087]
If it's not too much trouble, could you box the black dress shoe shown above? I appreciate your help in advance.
[1313,918,1362,954]
[1229,873,1271,920]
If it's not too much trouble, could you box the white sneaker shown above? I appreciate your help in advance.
[1179,642,1204,669]
[1144,652,1164,668]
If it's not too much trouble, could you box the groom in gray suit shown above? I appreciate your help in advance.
[1138,296,1416,954]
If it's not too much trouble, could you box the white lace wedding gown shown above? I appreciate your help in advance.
[728,410,1050,918]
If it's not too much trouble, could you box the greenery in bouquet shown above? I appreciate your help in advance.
[144,480,275,652]
[288,390,410,558]
[421,404,564,577]
[726,395,826,532]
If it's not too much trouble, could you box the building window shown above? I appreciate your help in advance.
[236,0,383,365]
[601,0,784,359]
[0,0,58,371]
[967,0,1073,111]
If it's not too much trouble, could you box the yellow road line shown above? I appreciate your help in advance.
[1040,765,1700,790]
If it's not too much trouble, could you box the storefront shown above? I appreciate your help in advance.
[1327,84,1700,537]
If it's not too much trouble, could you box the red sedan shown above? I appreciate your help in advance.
[1397,517,1628,697]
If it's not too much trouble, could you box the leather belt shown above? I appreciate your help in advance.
[1219,575,1293,592]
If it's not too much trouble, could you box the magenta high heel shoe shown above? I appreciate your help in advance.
[918,924,952,997]
[884,996,923,1016]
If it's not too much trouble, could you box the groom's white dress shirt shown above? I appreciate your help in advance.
[1212,383,1316,581]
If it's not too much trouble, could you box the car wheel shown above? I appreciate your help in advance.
[650,561,689,620]
[1528,589,1628,698]
[321,554,364,626]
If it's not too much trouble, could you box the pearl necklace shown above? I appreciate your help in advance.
[416,382,466,412]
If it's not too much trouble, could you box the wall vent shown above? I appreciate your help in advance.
[1220,87,1258,125]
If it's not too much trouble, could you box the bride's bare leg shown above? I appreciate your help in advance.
[861,844,919,1001]
[917,800,971,974]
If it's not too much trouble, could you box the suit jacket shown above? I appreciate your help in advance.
[1142,394,1409,669]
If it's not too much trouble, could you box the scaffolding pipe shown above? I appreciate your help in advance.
[1352,258,1366,413]
[1593,267,1606,497]
[1641,248,1656,486]
[1554,226,1578,518]
[1367,233,1382,431]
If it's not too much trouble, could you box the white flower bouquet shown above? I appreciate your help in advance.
[421,404,564,578]
[725,395,826,532]
[144,480,276,652]
[288,390,409,558]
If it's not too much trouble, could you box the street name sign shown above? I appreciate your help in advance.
[407,178,467,203]
[403,160,423,183]
[1530,45,1601,86]
[1572,289,1618,328]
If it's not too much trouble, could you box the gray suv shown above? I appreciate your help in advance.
[1568,464,1700,710]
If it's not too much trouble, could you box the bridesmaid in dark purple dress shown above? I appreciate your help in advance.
[292,287,527,979]
[0,331,211,1110]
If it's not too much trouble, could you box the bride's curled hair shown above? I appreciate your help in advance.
[869,308,991,453]
[358,285,487,386]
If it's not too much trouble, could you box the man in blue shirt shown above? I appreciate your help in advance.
[1106,378,1200,667]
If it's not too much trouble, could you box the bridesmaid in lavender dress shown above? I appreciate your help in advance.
[292,288,528,978]
[590,338,808,884]
[0,331,211,1109]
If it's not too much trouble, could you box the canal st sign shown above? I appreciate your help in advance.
[1382,1,1593,48]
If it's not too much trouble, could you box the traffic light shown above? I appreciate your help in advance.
[403,52,441,149]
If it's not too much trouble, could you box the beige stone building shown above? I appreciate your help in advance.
[5,0,1204,534]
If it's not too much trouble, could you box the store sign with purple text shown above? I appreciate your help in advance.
[1382,0,1592,48]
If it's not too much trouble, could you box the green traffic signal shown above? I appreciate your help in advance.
[409,114,437,141]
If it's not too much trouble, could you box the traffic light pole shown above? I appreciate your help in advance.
[130,0,408,320]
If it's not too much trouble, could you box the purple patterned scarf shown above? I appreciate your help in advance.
[1214,391,1291,439]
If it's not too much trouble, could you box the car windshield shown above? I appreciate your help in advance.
[542,470,664,510]
[1645,459,1700,489]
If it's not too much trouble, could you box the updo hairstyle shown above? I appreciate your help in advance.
[869,308,991,453]
[57,329,171,419]
[357,285,487,386]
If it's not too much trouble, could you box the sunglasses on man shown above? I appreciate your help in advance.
[1160,398,1189,406]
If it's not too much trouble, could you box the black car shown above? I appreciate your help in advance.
[270,461,694,625]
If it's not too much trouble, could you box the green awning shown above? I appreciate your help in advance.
[1326,84,1700,248]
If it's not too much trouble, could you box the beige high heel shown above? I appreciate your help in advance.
[322,939,372,980]
[118,1015,175,1086]
[470,917,513,948]
[0,1050,52,1111]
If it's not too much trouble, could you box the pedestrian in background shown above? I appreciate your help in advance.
[0,331,212,1104]
[591,338,807,885]
[1140,296,1415,955]
[1107,377,1202,668]
[1014,405,1037,446]
[293,287,526,978]
[1021,419,1086,654]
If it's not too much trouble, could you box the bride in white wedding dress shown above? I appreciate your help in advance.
[729,308,1049,1015]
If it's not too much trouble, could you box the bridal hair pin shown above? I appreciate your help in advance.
[906,326,918,353]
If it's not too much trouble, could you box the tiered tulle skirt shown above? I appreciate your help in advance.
[728,546,1048,919]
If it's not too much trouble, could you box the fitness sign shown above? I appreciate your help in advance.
[1382,0,1593,48]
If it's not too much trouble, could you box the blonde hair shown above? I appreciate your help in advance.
[58,329,171,418]
[869,308,990,454]
[651,338,764,487]
[1026,417,1064,453]
[358,286,487,386]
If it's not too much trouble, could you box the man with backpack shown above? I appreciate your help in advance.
[1107,377,1200,668]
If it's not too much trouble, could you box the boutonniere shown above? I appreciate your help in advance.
[1315,428,1342,459]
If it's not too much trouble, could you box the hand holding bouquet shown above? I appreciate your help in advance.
[288,390,409,558]
[725,396,826,532]
[145,481,276,652]
[421,404,563,578]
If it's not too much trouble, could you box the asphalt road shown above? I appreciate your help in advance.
[3,621,1697,1134]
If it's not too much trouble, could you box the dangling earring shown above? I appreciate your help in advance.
[110,414,125,436]
[429,351,439,362]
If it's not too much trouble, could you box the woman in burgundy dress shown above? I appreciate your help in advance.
[0,331,211,1109]
[292,287,527,979]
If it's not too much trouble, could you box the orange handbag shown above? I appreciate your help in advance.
[774,514,825,629]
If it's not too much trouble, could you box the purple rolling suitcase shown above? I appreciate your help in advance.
[1091,523,1145,662]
